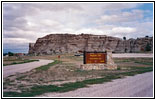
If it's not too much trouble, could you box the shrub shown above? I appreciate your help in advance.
[145,43,151,51]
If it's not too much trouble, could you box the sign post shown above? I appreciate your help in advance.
[83,52,107,64]
[81,50,117,70]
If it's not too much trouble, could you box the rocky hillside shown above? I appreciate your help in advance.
[29,34,153,55]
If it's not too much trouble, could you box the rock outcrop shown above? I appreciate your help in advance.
[29,34,153,55]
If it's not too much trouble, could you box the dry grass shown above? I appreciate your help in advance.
[3,54,153,97]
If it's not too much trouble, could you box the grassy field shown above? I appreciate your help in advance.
[3,57,39,66]
[35,60,62,71]
[3,54,153,97]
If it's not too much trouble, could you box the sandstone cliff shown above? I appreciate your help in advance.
[29,34,153,55]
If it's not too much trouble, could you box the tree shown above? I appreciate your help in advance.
[145,36,149,38]
[125,48,127,53]
[145,43,151,51]
[8,52,14,56]
[123,37,126,40]
[3,53,8,56]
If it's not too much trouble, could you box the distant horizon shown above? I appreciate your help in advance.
[39,33,153,38]
[3,49,28,54]
[3,34,153,54]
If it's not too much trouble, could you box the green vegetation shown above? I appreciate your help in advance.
[120,67,153,76]
[134,61,153,65]
[145,43,152,51]
[35,60,62,71]
[8,52,14,56]
[3,57,153,97]
[117,67,121,70]
[3,66,153,97]
[3,59,39,66]
[66,55,83,61]
[114,58,131,63]
[3,52,14,56]
[114,58,153,63]
[123,36,126,40]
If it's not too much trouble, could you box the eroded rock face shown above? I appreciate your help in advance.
[29,34,153,55]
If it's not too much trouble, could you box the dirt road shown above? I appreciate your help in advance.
[3,59,53,78]
[113,53,153,58]
[39,72,153,97]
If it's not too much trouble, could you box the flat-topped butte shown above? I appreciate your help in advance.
[29,34,153,55]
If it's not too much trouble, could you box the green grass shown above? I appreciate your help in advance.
[3,59,39,66]
[117,67,121,70]
[114,59,131,63]
[3,57,153,97]
[4,58,22,61]
[35,60,62,71]
[67,56,83,61]
[114,58,153,64]
[134,61,153,65]
[3,66,153,97]
[120,67,153,76]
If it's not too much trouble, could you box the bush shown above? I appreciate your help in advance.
[117,67,121,70]
[3,53,8,56]
[145,35,149,38]
[8,52,14,56]
[145,43,151,51]
[123,37,126,40]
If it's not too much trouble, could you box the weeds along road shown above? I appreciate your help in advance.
[3,59,53,78]
[39,72,153,97]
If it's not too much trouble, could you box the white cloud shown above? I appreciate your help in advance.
[96,9,144,24]
[112,27,136,33]
[2,3,153,52]
[3,38,33,44]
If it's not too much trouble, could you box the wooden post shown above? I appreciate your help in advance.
[58,55,60,60]
[83,51,86,64]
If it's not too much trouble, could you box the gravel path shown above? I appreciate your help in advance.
[3,59,53,78]
[39,72,153,97]
[112,53,153,58]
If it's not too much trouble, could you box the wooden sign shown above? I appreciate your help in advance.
[84,52,107,64]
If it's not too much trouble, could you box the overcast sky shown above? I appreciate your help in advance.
[3,2,153,53]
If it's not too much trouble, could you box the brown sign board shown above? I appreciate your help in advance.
[84,52,107,64]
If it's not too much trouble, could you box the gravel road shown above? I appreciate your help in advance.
[112,53,153,58]
[39,72,153,97]
[3,59,53,78]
